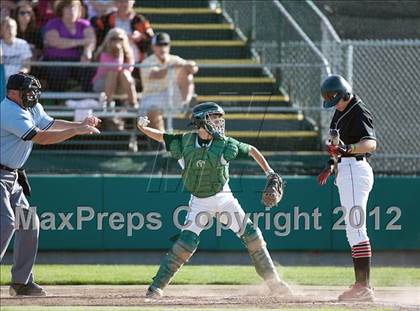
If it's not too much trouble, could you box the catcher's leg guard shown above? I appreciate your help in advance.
[149,230,199,293]
[241,221,291,295]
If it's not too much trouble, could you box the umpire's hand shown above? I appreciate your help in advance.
[76,125,100,135]
[82,116,102,128]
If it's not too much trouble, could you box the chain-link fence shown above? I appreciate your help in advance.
[327,40,420,175]
[219,0,420,175]
[220,0,330,134]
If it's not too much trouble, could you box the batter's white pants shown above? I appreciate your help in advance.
[336,157,374,247]
[183,183,247,236]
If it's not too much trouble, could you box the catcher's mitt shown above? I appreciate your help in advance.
[262,172,284,208]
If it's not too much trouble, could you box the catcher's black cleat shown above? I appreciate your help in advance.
[266,278,292,296]
[145,286,163,299]
[338,283,375,302]
[9,282,47,296]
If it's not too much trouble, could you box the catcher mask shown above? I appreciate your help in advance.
[191,102,225,139]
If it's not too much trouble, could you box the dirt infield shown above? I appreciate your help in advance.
[1,285,419,310]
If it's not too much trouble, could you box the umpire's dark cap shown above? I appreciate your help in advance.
[6,73,28,90]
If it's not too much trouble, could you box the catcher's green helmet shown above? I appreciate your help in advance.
[321,75,352,108]
[191,102,225,139]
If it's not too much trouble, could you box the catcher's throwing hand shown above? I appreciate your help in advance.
[137,116,150,129]
[262,172,284,208]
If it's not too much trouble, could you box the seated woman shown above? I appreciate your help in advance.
[43,0,96,91]
[92,28,138,107]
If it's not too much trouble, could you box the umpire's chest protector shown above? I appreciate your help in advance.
[170,133,239,198]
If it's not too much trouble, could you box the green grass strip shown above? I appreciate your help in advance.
[0,307,394,311]
[1,265,420,287]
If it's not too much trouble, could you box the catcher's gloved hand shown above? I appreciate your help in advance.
[317,165,334,185]
[262,172,284,208]
[137,116,150,128]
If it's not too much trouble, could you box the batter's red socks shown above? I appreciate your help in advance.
[351,241,372,287]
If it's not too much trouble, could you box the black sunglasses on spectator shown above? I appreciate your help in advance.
[110,37,124,41]
[156,43,169,47]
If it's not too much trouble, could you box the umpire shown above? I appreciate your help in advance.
[317,75,377,302]
[0,73,101,296]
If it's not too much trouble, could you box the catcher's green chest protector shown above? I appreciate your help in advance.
[169,133,239,198]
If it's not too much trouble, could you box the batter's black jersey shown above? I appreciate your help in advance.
[330,95,376,146]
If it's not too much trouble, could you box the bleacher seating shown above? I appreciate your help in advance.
[39,0,320,155]
[315,0,420,39]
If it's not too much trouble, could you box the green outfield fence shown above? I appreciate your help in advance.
[11,175,420,252]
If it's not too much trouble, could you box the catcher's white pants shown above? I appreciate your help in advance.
[184,182,247,236]
[336,157,374,247]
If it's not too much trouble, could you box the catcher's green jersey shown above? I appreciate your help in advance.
[163,132,251,198]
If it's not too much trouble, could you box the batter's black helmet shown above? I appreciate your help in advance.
[320,75,352,108]
[191,102,225,139]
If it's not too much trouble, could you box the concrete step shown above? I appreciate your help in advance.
[196,95,290,108]
[195,76,278,94]
[172,113,315,131]
[171,40,249,59]
[152,23,236,40]
[195,59,265,77]
[136,1,211,8]
[138,7,224,24]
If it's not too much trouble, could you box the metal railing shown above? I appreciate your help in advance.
[2,39,419,175]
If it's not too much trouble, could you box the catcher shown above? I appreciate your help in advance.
[137,102,291,298]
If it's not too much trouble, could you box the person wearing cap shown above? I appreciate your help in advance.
[140,32,198,131]
[0,73,101,296]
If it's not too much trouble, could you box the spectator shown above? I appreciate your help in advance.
[34,0,55,28]
[140,33,198,131]
[83,0,116,21]
[93,0,154,63]
[0,17,32,80]
[13,1,43,59]
[1,1,18,19]
[43,0,96,91]
[92,28,137,107]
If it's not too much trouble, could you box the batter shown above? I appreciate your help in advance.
[317,75,377,302]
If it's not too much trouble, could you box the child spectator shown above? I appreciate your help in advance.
[43,0,96,91]
[92,28,138,107]
[0,17,32,79]
[140,33,198,131]
[93,0,154,63]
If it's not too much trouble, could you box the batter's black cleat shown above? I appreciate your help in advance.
[266,278,292,296]
[9,282,47,296]
[145,285,163,299]
[338,283,375,302]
